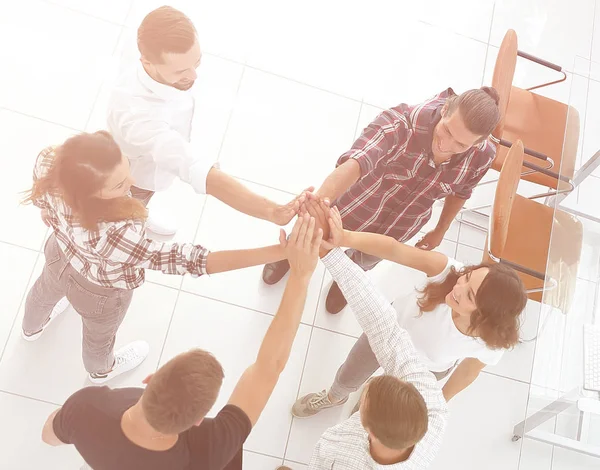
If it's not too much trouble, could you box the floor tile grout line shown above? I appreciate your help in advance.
[352,100,365,140]
[479,1,496,88]
[0,240,43,254]
[243,448,284,462]
[214,66,246,165]
[588,0,598,67]
[417,19,490,47]
[0,106,82,134]
[82,24,130,132]
[0,388,61,407]
[0,249,44,364]
[575,2,597,198]
[282,270,327,461]
[155,195,210,368]
[284,458,310,466]
[242,63,364,104]
[481,370,530,386]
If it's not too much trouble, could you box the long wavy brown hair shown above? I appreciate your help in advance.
[22,131,147,231]
[417,263,527,349]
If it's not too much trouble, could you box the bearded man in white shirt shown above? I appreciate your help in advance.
[107,6,305,235]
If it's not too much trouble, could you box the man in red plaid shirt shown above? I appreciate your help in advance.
[263,87,501,314]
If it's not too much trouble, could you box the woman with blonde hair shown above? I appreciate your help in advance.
[22,131,291,384]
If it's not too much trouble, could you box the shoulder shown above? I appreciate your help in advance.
[428,258,464,283]
[376,106,412,132]
[186,405,251,464]
[469,139,496,169]
[187,404,251,441]
[34,146,57,179]
[63,386,141,410]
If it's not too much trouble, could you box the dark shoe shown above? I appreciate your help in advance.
[325,282,347,314]
[262,260,290,285]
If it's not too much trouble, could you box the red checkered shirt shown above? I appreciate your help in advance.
[31,147,209,290]
[334,88,496,242]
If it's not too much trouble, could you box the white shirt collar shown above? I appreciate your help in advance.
[135,60,193,101]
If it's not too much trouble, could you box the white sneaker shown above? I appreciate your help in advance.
[88,340,150,384]
[146,211,177,237]
[22,297,70,342]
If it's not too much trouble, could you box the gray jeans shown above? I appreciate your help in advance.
[23,235,133,374]
[329,333,453,401]
[345,248,382,272]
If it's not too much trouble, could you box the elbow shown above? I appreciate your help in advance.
[257,355,287,379]
[267,357,287,377]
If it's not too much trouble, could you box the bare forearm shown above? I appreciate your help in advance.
[206,245,284,274]
[436,195,466,231]
[441,361,483,401]
[342,230,446,274]
[344,230,408,262]
[256,273,310,372]
[316,160,361,201]
[206,168,277,222]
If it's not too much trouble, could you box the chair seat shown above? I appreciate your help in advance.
[492,87,579,190]
[487,195,582,310]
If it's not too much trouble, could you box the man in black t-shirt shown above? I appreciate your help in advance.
[40,215,323,470]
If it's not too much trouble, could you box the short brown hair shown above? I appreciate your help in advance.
[142,349,224,434]
[137,6,197,63]
[361,375,428,450]
[417,263,527,349]
[446,86,501,137]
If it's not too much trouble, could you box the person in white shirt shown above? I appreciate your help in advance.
[292,199,528,425]
[108,6,305,235]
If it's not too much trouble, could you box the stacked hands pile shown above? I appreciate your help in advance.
[23,5,534,470]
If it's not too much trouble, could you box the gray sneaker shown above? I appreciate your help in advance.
[292,390,348,418]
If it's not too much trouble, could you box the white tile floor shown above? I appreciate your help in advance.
[0,0,600,469]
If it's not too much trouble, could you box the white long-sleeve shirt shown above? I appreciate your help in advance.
[107,62,215,194]
[310,248,448,469]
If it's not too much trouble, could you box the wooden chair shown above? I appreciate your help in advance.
[483,140,582,311]
[460,29,578,232]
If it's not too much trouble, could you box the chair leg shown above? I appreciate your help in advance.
[512,387,581,441]
[455,206,491,232]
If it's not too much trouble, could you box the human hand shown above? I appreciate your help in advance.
[415,228,445,251]
[302,197,331,241]
[270,186,315,226]
[280,213,323,280]
[321,205,345,250]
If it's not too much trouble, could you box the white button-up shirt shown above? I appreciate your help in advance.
[107,62,215,193]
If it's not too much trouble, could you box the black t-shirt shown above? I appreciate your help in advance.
[53,386,251,470]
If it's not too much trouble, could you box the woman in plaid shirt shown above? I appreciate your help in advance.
[21,131,291,384]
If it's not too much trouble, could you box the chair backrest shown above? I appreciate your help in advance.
[489,140,524,259]
[491,29,518,140]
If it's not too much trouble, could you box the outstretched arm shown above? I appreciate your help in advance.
[206,167,310,226]
[228,215,322,425]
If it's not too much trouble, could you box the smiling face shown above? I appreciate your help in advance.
[142,39,202,91]
[444,267,490,317]
[431,105,484,161]
[94,155,135,200]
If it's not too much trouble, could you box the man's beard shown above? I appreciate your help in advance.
[154,69,195,91]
